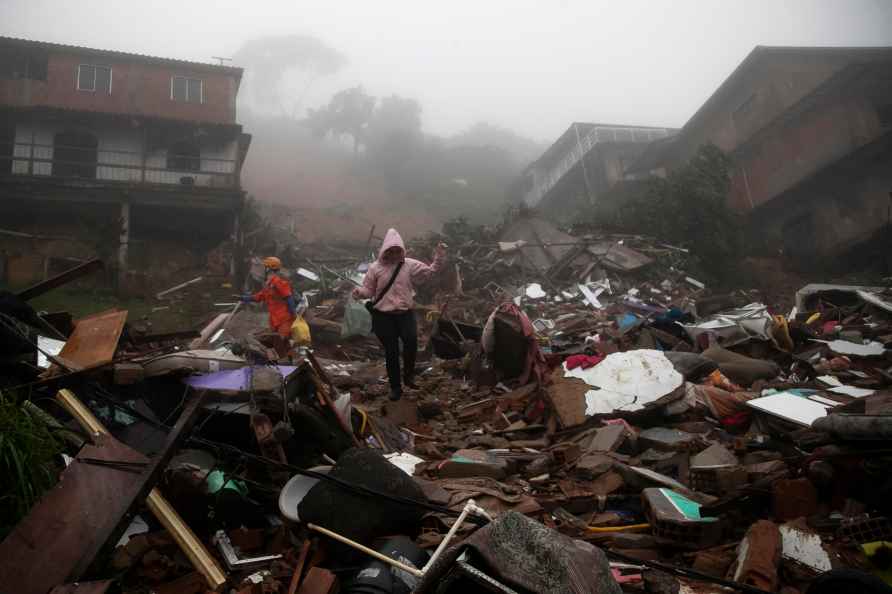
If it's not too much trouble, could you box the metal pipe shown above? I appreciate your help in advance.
[307,523,424,578]
[422,499,489,573]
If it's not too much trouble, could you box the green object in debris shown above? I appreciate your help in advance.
[658,488,718,522]
[0,393,64,539]
[206,470,248,497]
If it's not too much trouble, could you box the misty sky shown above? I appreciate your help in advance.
[3,0,892,142]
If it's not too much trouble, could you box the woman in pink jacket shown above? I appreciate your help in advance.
[353,228,446,400]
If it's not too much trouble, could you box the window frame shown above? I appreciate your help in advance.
[170,75,204,104]
[76,64,112,94]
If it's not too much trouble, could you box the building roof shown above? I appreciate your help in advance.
[679,45,892,135]
[0,35,243,78]
[528,121,675,172]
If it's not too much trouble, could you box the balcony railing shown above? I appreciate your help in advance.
[0,140,238,189]
[524,125,672,206]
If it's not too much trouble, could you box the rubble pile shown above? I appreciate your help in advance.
[1,223,892,594]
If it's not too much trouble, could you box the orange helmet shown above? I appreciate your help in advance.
[262,256,282,270]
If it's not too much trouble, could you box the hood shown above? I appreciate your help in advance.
[378,228,406,262]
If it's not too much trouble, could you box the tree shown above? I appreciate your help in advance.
[448,122,546,167]
[364,95,424,182]
[305,86,376,155]
[601,144,741,282]
[234,35,346,118]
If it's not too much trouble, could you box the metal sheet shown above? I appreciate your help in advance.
[57,309,127,370]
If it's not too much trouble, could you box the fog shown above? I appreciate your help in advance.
[4,0,892,233]
[3,0,891,141]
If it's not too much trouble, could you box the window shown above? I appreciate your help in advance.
[171,76,203,103]
[77,64,112,93]
[167,140,201,171]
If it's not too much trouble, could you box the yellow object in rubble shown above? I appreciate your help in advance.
[772,315,794,352]
[806,312,821,325]
[291,315,312,346]
[587,523,651,533]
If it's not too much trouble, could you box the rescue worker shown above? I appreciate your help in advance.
[242,256,298,346]
[353,228,446,401]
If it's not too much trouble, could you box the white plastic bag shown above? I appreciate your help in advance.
[341,296,373,338]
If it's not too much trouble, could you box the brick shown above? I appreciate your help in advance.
[732,520,781,592]
[591,471,625,495]
[296,567,337,594]
[772,478,818,521]
[587,424,627,452]
[574,453,614,479]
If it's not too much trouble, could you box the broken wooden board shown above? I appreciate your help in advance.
[0,434,149,594]
[0,392,206,594]
[56,309,128,370]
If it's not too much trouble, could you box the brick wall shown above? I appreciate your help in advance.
[3,51,238,124]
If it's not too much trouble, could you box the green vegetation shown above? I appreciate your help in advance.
[0,393,64,539]
[588,144,743,284]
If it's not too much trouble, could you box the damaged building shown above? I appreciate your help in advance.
[522,46,892,267]
[0,36,251,290]
[632,45,892,266]
[513,122,676,215]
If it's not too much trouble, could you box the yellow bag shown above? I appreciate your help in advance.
[290,315,312,346]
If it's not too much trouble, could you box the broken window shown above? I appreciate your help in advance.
[77,64,112,93]
[167,140,201,171]
[171,76,203,103]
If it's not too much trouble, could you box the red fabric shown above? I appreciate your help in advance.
[495,302,549,386]
[253,274,295,333]
[565,354,605,370]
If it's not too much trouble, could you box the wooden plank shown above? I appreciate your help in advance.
[56,309,128,370]
[17,258,104,301]
[286,540,312,594]
[0,392,207,594]
[0,434,149,594]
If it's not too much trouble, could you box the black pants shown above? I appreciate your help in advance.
[371,309,417,394]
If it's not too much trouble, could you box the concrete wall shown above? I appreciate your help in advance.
[729,96,883,211]
[0,51,238,124]
[749,145,892,263]
[669,53,849,168]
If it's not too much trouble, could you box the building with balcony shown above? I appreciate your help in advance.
[515,122,675,217]
[0,36,251,287]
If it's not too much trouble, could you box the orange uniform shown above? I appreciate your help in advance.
[251,274,296,337]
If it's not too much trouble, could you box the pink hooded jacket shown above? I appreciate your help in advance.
[355,228,445,312]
